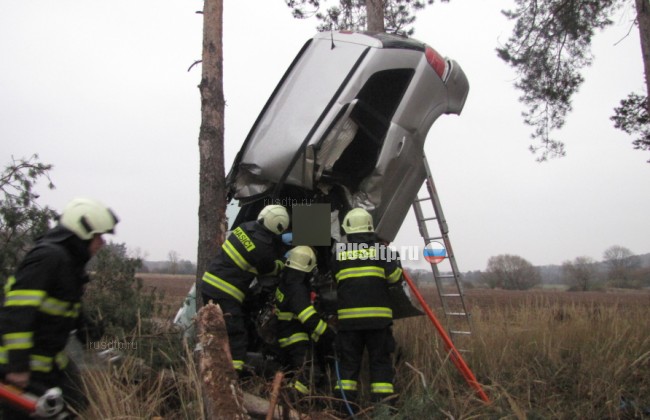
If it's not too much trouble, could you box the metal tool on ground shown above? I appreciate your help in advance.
[0,381,69,418]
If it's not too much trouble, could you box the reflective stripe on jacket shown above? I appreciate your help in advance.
[0,226,89,373]
[201,221,284,303]
[275,269,330,346]
[331,237,403,331]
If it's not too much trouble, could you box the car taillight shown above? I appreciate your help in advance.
[425,46,448,80]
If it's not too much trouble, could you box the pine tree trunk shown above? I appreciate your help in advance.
[197,0,227,307]
[636,0,650,113]
[366,0,385,32]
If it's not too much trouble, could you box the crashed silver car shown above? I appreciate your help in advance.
[227,31,469,240]
[175,31,469,346]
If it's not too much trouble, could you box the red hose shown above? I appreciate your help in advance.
[0,383,37,413]
[402,269,490,403]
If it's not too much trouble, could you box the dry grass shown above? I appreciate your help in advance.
[80,339,203,419]
[81,278,650,419]
[393,288,650,419]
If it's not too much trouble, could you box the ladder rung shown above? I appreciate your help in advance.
[414,156,474,340]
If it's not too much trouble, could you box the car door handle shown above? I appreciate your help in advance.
[396,137,405,157]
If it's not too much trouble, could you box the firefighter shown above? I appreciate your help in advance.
[201,204,289,374]
[275,246,334,397]
[331,208,403,407]
[0,198,119,418]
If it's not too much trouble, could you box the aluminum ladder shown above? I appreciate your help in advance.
[411,154,473,352]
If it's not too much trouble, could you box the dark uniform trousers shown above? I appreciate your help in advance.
[201,221,284,372]
[275,269,332,396]
[336,328,396,402]
[331,237,403,404]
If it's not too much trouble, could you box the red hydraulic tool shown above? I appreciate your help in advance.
[0,382,68,418]
[403,269,490,403]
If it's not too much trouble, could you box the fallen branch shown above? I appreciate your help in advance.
[266,371,284,420]
[242,392,302,420]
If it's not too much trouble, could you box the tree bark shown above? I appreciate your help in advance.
[196,303,248,419]
[366,0,385,32]
[636,0,650,114]
[197,0,228,308]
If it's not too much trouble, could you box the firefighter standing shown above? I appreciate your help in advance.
[331,208,403,406]
[201,204,289,374]
[274,246,334,397]
[0,198,119,418]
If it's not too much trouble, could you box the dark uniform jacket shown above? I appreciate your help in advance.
[202,221,284,305]
[331,233,403,331]
[0,226,91,374]
[274,268,330,348]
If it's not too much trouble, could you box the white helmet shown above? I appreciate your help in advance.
[257,205,289,235]
[342,208,374,234]
[59,198,119,240]
[285,246,317,273]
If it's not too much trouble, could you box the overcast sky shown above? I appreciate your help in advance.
[1,0,647,271]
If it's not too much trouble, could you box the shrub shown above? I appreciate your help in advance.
[84,242,164,338]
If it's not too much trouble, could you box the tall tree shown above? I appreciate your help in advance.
[367,0,386,31]
[612,0,650,161]
[498,0,650,161]
[197,0,227,307]
[286,0,443,34]
[195,4,246,415]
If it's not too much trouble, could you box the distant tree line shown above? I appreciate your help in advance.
[409,245,650,291]
[140,256,197,275]
[561,245,649,291]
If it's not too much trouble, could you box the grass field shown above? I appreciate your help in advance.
[101,274,650,419]
[138,272,650,311]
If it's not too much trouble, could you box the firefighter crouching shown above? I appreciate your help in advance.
[0,198,119,419]
[331,208,403,408]
[201,204,289,375]
[275,246,335,398]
